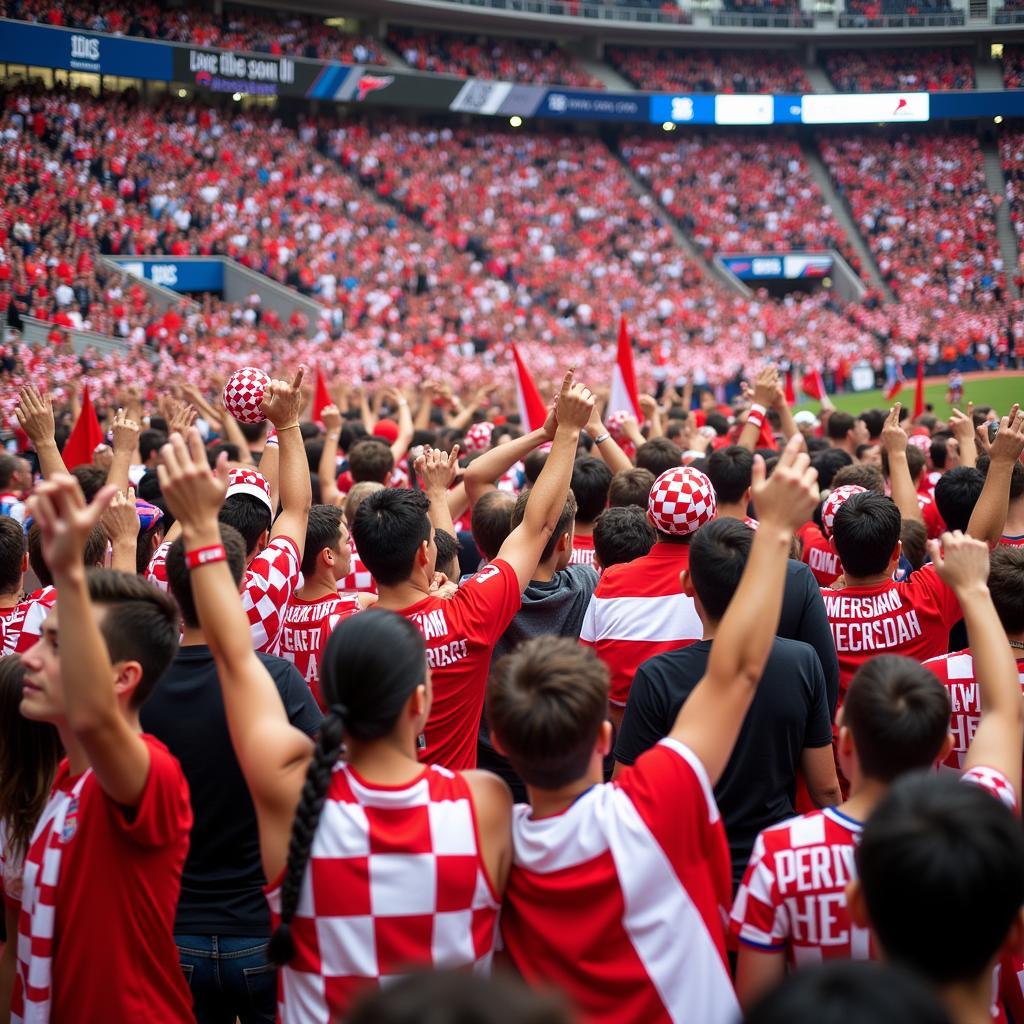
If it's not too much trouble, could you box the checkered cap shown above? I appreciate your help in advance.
[821,484,866,537]
[606,409,631,440]
[222,367,270,424]
[463,421,494,453]
[647,466,717,537]
[908,433,932,453]
[226,467,273,514]
[135,499,164,532]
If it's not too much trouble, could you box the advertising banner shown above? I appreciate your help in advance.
[171,46,333,98]
[720,253,833,281]
[539,89,650,122]
[111,258,224,293]
[332,68,465,109]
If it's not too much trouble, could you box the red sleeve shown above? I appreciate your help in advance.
[907,563,962,629]
[448,559,522,646]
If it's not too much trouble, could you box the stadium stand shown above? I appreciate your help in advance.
[606,47,810,93]
[823,48,976,92]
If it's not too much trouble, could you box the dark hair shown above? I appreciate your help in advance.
[301,505,344,577]
[569,458,612,524]
[593,505,656,569]
[303,438,325,475]
[705,412,729,437]
[347,970,572,1024]
[340,421,369,454]
[208,443,240,467]
[165,526,247,629]
[86,568,180,709]
[134,521,166,577]
[138,428,167,464]
[220,494,272,556]
[989,546,1024,635]
[348,439,394,485]
[900,519,928,572]
[858,409,885,440]
[831,492,902,578]
[608,467,655,509]
[433,528,460,579]
[512,490,577,565]
[827,411,855,441]
[0,515,25,594]
[238,420,267,443]
[704,446,753,504]
[269,611,426,966]
[523,449,549,486]
[488,637,608,790]
[0,656,62,872]
[69,464,107,503]
[881,444,925,483]
[978,455,1024,502]
[934,467,984,533]
[744,961,952,1024]
[830,463,885,494]
[28,521,108,587]
[812,448,853,491]
[0,454,22,490]
[930,434,951,471]
[842,656,950,782]
[470,491,515,563]
[353,489,432,586]
[856,773,1024,984]
[635,438,681,480]
[688,518,752,621]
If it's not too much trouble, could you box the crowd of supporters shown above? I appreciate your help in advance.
[823,48,975,92]
[607,47,810,93]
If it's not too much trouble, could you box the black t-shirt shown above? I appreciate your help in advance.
[141,644,322,935]
[615,636,832,888]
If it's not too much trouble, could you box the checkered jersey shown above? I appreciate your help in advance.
[266,763,499,1023]
[1,587,57,658]
[923,650,1024,770]
[338,544,377,596]
[963,766,1019,815]
[145,540,173,593]
[730,808,869,969]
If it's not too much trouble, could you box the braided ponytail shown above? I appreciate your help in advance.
[268,706,346,966]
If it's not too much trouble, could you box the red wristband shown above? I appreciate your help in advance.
[747,402,767,429]
[186,544,227,570]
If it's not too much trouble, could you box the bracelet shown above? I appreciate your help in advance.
[593,432,611,445]
[746,403,767,429]
[264,427,278,447]
[186,544,227,570]
[276,423,301,431]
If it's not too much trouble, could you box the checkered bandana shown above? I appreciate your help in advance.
[226,467,273,514]
[821,484,866,537]
[647,466,717,537]
[463,422,494,453]
[222,367,270,424]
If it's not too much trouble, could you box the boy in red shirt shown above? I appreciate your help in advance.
[15,475,192,1024]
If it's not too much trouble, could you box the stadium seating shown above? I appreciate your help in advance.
[607,47,810,93]
[823,48,975,91]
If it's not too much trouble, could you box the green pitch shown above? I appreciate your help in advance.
[793,374,1024,419]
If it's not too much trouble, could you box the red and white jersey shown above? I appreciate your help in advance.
[730,807,870,969]
[821,564,962,711]
[147,535,301,653]
[502,739,736,1024]
[266,762,499,1023]
[568,532,596,569]
[274,592,362,709]
[0,586,57,657]
[338,543,377,595]
[396,559,521,770]
[924,649,1024,771]
[799,524,841,588]
[999,533,1024,548]
[580,543,701,707]
[963,765,1019,815]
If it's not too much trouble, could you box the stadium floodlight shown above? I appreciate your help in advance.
[232,92,243,102]
[509,116,523,128]
[177,89,188,99]
[662,122,676,131]
[996,115,1004,124]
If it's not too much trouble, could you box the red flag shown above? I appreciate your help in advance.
[609,315,641,419]
[784,370,796,406]
[512,343,548,432]
[913,356,925,419]
[801,369,827,402]
[885,374,905,402]
[834,359,849,392]
[312,366,332,424]
[61,384,104,470]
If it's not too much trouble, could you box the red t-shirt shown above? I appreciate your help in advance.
[20,735,193,1022]
[568,532,597,569]
[800,525,841,587]
[396,559,521,770]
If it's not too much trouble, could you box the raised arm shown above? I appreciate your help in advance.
[159,429,312,879]
[670,434,819,785]
[772,376,798,441]
[385,387,414,466]
[415,445,460,538]
[16,385,66,479]
[639,395,663,439]
[584,400,633,475]
[932,532,1023,797]
[949,406,977,469]
[737,367,778,452]
[101,487,141,574]
[881,403,923,525]
[107,408,140,494]
[262,368,312,560]
[27,475,151,806]
[496,370,593,590]
[463,411,555,506]
[967,405,1024,544]
[317,404,344,507]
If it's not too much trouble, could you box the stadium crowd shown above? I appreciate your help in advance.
[822,47,976,92]
[606,47,810,93]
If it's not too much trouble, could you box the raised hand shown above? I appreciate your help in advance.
[751,365,778,407]
[987,404,1024,465]
[320,403,342,435]
[751,433,818,533]
[111,407,140,455]
[260,366,306,430]
[415,444,461,494]
[929,530,990,594]
[101,486,141,546]
[157,428,229,535]
[555,369,595,432]
[27,475,116,578]
[880,403,908,454]
[15,384,56,446]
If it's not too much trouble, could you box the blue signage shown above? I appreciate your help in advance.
[648,94,717,125]
[0,20,171,80]
[720,253,833,281]
[110,259,224,293]
[539,89,649,122]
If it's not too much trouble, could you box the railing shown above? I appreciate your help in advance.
[393,0,694,22]
[994,8,1024,22]
[711,9,815,25]
[836,9,965,23]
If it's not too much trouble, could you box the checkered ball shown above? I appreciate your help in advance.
[647,466,717,537]
[223,367,270,424]
[463,421,494,453]
[821,484,867,537]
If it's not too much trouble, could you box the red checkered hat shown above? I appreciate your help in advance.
[463,421,494,453]
[821,484,866,537]
[226,467,273,514]
[648,466,717,537]
[908,433,932,453]
[222,367,270,424]
[606,410,631,441]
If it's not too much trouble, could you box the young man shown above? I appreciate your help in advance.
[826,412,869,458]
[566,457,612,568]
[339,480,384,594]
[615,518,839,890]
[353,369,594,770]
[274,504,364,709]
[489,436,819,1024]
[607,467,655,510]
[801,484,865,587]
[705,446,758,525]
[142,525,322,1024]
[592,505,657,571]
[16,475,192,1023]
[147,368,311,654]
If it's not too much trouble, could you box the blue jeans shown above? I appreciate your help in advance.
[175,934,276,1024]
